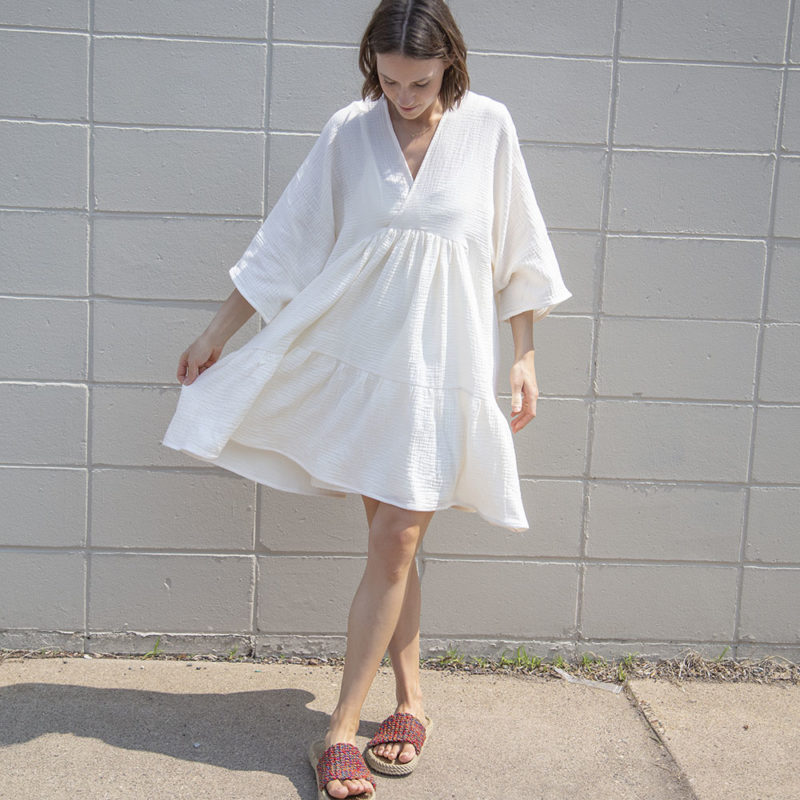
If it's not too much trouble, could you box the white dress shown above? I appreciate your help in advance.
[161,89,571,531]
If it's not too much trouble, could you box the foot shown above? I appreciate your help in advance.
[321,727,375,798]
[370,700,427,764]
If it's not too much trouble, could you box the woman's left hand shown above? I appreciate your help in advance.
[509,350,538,433]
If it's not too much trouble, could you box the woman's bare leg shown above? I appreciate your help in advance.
[361,495,426,765]
[321,498,435,799]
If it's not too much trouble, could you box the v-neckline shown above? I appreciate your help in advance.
[381,94,449,190]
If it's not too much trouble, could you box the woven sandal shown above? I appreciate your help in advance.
[364,712,433,776]
[308,739,377,800]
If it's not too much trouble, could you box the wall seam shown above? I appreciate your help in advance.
[731,0,797,658]
[81,0,96,655]
[574,0,624,648]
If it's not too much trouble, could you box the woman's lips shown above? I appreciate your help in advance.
[400,104,416,111]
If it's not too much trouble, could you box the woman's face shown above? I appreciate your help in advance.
[375,51,449,120]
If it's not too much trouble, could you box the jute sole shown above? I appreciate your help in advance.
[363,715,434,776]
[307,738,377,800]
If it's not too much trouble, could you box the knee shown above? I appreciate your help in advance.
[368,513,423,581]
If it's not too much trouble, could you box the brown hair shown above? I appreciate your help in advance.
[358,0,469,111]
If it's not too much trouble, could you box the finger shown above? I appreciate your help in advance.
[511,387,523,413]
[511,410,534,432]
[177,353,188,384]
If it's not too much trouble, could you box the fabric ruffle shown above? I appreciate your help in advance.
[162,342,529,531]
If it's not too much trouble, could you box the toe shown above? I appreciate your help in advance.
[347,778,372,796]
[325,779,347,798]
[398,742,416,762]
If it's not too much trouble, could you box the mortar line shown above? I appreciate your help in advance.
[82,0,96,656]
[732,0,796,658]
[575,0,624,647]
[250,0,275,654]
[5,462,797,489]
[0,20,796,69]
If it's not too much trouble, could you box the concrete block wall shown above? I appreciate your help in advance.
[1,0,797,662]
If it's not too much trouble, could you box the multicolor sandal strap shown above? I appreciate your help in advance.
[316,741,377,792]
[367,712,427,755]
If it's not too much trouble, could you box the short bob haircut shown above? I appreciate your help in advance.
[359,0,470,112]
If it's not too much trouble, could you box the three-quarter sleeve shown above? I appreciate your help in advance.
[229,112,340,326]
[491,105,572,323]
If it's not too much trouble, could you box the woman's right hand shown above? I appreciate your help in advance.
[177,333,224,385]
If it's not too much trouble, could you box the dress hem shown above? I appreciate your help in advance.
[160,436,530,533]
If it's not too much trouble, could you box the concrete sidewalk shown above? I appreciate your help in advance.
[0,656,797,799]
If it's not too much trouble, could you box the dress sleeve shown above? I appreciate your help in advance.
[491,105,572,323]
[229,112,340,325]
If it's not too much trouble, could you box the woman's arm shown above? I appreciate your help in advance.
[204,287,257,346]
[508,309,537,433]
[177,288,256,385]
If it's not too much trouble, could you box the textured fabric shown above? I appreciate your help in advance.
[161,89,571,531]
[315,741,377,792]
[367,712,427,756]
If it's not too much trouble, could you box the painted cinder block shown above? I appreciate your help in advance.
[619,0,790,63]
[591,400,753,482]
[425,479,584,558]
[746,488,800,563]
[583,564,739,641]
[89,553,254,633]
[752,407,800,484]
[93,37,266,128]
[608,151,774,236]
[94,0,268,38]
[92,300,258,384]
[774,157,800,239]
[615,62,781,151]
[420,558,579,638]
[523,145,607,231]
[266,131,318,209]
[0,467,86,547]
[497,314,593,398]
[0,383,87,465]
[586,482,745,561]
[93,216,261,301]
[0,122,87,210]
[0,0,88,29]
[549,232,600,315]
[91,385,211,468]
[91,469,255,551]
[269,43,363,131]
[738,567,800,643]
[259,486,370,553]
[759,324,800,402]
[767,243,800,322]
[257,555,365,633]
[595,318,759,401]
[793,2,800,64]
[0,211,88,296]
[93,127,264,215]
[0,551,84,630]
[603,236,766,320]
[782,71,800,153]
[454,0,616,56]
[0,30,88,120]
[511,397,589,478]
[273,0,375,44]
[0,298,88,381]
[467,53,611,144]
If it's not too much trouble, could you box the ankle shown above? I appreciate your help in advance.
[395,689,424,712]
[394,684,422,706]
[327,707,360,741]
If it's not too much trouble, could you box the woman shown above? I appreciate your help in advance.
[163,1,570,797]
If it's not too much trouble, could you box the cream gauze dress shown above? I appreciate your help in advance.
[161,89,571,532]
